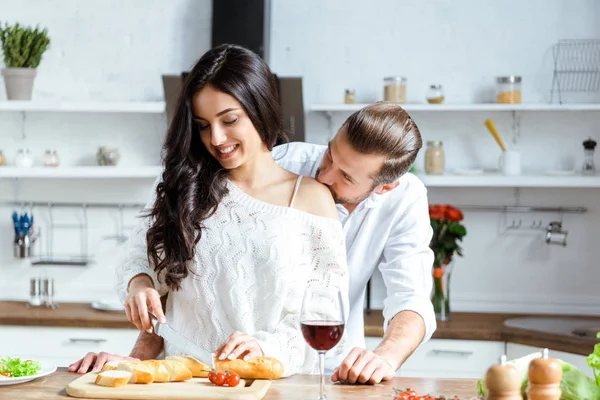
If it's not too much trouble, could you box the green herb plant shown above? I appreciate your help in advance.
[0,22,50,68]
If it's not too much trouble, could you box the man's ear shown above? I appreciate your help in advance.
[374,180,400,195]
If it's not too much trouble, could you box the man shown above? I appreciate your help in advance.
[69,101,436,384]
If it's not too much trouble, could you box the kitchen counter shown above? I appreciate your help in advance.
[1,368,479,399]
[365,310,599,356]
[1,301,597,356]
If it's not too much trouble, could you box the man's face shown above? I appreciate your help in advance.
[316,127,387,205]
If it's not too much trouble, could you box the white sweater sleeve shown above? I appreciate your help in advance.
[251,220,350,376]
[115,176,167,304]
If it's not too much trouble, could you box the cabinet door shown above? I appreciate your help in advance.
[506,343,594,379]
[0,326,140,367]
[400,339,506,379]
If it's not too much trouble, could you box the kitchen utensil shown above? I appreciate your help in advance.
[150,316,214,370]
[484,119,507,152]
[498,151,521,175]
[66,372,270,400]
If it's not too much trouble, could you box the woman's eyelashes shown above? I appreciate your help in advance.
[196,117,238,130]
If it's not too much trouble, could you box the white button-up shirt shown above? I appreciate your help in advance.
[273,142,436,367]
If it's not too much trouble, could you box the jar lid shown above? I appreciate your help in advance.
[427,140,443,146]
[496,75,522,83]
[583,137,597,150]
[384,76,407,83]
[429,84,443,89]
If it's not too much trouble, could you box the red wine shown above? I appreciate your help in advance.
[301,320,344,351]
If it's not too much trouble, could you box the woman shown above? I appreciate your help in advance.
[110,44,347,377]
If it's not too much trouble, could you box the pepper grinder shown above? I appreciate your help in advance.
[526,348,562,400]
[582,137,597,175]
[485,354,522,400]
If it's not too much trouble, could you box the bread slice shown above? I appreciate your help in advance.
[116,361,154,384]
[142,360,170,383]
[158,359,193,382]
[166,355,210,378]
[100,360,119,372]
[215,356,284,379]
[95,370,133,387]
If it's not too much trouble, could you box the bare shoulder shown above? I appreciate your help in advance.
[292,176,338,221]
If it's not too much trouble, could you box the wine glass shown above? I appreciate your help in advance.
[300,285,345,400]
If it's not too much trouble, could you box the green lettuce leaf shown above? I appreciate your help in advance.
[0,357,41,377]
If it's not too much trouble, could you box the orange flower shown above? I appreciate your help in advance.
[429,205,446,220]
[432,267,444,278]
[444,206,464,222]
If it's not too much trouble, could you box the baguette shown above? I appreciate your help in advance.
[100,360,119,372]
[166,355,210,378]
[156,359,193,382]
[94,370,133,387]
[215,356,284,380]
[116,361,154,384]
[141,360,170,383]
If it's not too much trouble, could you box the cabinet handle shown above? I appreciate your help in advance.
[69,338,107,344]
[429,349,474,357]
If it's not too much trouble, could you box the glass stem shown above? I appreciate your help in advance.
[318,351,326,399]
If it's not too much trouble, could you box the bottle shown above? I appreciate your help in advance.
[426,84,445,104]
[526,348,562,400]
[424,141,445,175]
[15,148,33,168]
[485,355,523,400]
[582,137,596,175]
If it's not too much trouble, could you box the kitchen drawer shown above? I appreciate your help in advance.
[400,339,505,379]
[0,326,140,366]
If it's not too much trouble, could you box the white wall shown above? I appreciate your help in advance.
[1,0,599,315]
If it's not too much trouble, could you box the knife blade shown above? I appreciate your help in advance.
[150,316,215,369]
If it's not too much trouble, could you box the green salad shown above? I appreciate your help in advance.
[0,357,42,378]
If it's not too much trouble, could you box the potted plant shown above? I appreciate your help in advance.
[0,22,50,100]
[428,204,467,320]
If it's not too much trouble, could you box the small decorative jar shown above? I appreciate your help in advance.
[0,150,6,166]
[383,76,407,103]
[344,89,356,104]
[426,84,445,104]
[15,148,34,168]
[43,149,60,167]
[424,140,445,175]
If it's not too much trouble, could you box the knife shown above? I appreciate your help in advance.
[150,316,215,369]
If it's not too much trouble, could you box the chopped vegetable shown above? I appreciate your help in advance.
[0,357,41,378]
[393,388,465,400]
[587,332,600,387]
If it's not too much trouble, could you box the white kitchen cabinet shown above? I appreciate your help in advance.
[366,337,505,379]
[0,326,140,367]
[506,342,594,379]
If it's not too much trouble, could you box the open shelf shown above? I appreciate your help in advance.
[310,103,600,112]
[0,166,162,178]
[0,101,165,113]
[415,173,600,188]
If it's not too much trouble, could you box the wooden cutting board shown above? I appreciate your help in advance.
[65,372,271,400]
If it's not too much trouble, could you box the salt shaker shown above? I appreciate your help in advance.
[27,277,42,308]
[42,277,58,309]
[526,348,562,400]
[485,354,523,400]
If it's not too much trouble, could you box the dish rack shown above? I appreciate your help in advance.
[551,39,600,103]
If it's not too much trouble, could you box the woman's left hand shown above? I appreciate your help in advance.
[215,331,264,361]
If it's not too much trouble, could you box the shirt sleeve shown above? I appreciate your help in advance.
[378,187,436,343]
[252,219,350,377]
[115,175,168,304]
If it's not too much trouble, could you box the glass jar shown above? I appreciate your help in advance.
[496,76,521,104]
[43,149,60,167]
[426,84,445,104]
[424,141,445,175]
[384,76,407,103]
[15,148,33,168]
[0,150,5,166]
[344,89,356,104]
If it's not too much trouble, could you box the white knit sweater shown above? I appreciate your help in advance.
[116,179,349,376]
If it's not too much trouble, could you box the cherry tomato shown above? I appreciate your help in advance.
[213,372,226,386]
[1,372,10,377]
[208,371,216,384]
[226,371,240,387]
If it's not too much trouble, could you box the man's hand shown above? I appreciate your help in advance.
[68,352,139,374]
[331,347,396,384]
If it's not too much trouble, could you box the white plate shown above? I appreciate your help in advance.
[0,358,57,386]
[91,300,125,312]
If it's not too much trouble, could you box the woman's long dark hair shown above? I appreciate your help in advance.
[146,44,286,291]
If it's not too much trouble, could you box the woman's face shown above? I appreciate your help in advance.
[193,84,265,169]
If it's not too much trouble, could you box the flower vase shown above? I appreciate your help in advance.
[431,262,453,321]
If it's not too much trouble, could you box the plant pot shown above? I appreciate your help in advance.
[431,262,453,321]
[2,68,37,100]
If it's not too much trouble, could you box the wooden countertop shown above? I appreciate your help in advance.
[1,368,480,399]
[1,301,597,356]
[365,310,599,356]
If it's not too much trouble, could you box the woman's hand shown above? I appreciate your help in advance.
[68,352,139,374]
[124,274,166,332]
[215,331,264,361]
